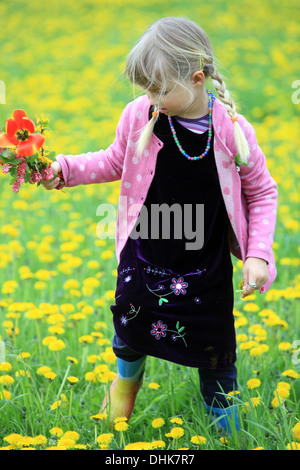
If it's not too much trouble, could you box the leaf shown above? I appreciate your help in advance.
[47,151,56,161]
[159,298,168,306]
[1,148,16,160]
[235,153,248,167]
[0,156,20,165]
[178,326,185,332]
[28,153,39,165]
[176,321,180,330]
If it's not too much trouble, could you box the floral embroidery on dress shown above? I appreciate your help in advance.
[150,320,168,340]
[150,320,187,347]
[170,277,188,295]
[119,266,136,276]
[120,303,140,326]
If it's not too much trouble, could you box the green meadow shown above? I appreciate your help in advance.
[0,0,299,450]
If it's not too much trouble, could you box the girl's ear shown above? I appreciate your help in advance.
[192,71,205,87]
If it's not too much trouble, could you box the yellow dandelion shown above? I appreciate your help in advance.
[247,378,261,390]
[31,435,47,447]
[26,308,44,320]
[44,372,57,381]
[79,335,94,344]
[278,342,292,351]
[236,334,248,343]
[275,386,290,400]
[240,340,259,350]
[0,362,12,372]
[85,371,98,383]
[271,396,283,408]
[48,339,66,351]
[3,433,24,447]
[114,416,128,423]
[57,437,76,449]
[114,421,129,432]
[286,442,300,450]
[152,418,165,428]
[67,376,79,385]
[148,382,160,389]
[190,435,207,445]
[219,436,228,445]
[18,352,31,360]
[292,422,300,442]
[124,442,153,450]
[151,440,166,449]
[0,389,11,400]
[250,344,269,357]
[97,433,114,445]
[37,366,52,376]
[63,431,79,442]
[243,303,260,312]
[282,369,299,379]
[19,436,33,447]
[50,427,64,437]
[165,427,184,439]
[170,417,183,425]
[0,375,15,386]
[67,356,78,365]
[90,413,108,422]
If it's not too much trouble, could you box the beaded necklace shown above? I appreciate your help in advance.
[168,90,214,161]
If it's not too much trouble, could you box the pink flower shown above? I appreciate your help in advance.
[12,161,26,193]
[30,171,42,184]
[42,166,54,180]
[1,164,13,174]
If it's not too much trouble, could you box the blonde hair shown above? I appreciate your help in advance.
[125,17,250,161]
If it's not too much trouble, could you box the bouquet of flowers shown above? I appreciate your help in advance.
[0,109,64,192]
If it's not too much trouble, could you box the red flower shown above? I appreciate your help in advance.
[0,109,45,157]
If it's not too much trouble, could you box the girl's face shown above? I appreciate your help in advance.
[145,72,207,119]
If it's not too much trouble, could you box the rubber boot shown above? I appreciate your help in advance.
[204,401,239,434]
[100,356,146,425]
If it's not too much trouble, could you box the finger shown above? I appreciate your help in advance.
[42,178,60,190]
[242,281,257,298]
[51,161,62,174]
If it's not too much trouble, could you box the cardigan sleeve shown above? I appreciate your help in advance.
[233,115,278,264]
[55,104,130,187]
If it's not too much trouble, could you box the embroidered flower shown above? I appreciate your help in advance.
[170,277,188,295]
[150,320,168,340]
[120,315,128,326]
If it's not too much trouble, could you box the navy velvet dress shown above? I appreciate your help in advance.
[110,110,236,369]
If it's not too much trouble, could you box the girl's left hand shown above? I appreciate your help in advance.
[242,257,269,298]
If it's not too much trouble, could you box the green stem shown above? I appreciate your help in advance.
[68,387,73,418]
[56,363,71,401]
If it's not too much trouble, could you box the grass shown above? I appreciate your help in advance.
[0,0,299,451]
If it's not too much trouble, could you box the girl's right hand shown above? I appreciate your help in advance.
[41,161,62,190]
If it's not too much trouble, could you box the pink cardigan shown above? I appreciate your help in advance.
[56,95,278,293]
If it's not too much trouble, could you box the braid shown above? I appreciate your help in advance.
[210,67,250,163]
[136,105,159,157]
[210,69,236,117]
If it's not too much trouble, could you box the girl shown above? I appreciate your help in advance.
[43,17,277,433]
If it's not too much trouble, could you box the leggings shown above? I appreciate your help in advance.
[113,334,238,408]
